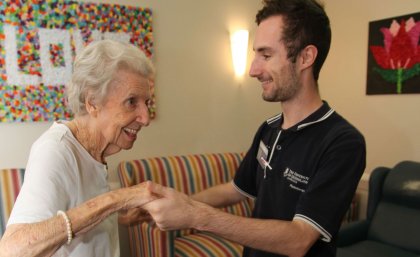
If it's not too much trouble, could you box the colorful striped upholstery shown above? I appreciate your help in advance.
[0,168,25,237]
[174,232,243,257]
[118,153,253,257]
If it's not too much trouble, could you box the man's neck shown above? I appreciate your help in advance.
[280,93,323,130]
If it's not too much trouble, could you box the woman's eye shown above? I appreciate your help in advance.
[127,98,136,106]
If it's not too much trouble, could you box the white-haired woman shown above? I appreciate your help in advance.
[0,40,155,257]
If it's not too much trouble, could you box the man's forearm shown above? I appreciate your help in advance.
[192,182,246,208]
[192,201,319,257]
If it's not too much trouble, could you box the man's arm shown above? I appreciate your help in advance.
[143,183,320,257]
[119,182,245,225]
[192,182,247,207]
[198,205,320,257]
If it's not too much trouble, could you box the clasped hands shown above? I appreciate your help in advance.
[118,182,201,231]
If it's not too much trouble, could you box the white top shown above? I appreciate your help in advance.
[8,122,119,257]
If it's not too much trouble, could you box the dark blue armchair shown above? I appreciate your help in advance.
[337,161,420,257]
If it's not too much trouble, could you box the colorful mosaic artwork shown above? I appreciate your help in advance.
[49,43,65,68]
[0,0,154,122]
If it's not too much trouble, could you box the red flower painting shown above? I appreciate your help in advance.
[369,16,420,94]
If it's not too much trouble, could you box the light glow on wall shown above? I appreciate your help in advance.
[230,29,249,77]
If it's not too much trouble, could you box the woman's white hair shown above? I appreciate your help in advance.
[66,39,155,116]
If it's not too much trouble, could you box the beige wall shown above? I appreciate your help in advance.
[322,0,420,174]
[0,0,419,186]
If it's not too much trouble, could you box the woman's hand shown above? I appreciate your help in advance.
[118,207,153,225]
[117,181,159,210]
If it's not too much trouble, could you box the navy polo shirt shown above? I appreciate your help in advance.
[233,102,366,257]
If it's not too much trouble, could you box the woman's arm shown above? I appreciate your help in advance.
[0,182,155,257]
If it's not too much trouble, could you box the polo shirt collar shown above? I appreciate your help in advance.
[266,101,335,131]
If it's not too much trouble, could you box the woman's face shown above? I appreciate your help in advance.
[96,69,151,153]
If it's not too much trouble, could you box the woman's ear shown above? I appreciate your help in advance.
[85,94,98,117]
[299,45,318,70]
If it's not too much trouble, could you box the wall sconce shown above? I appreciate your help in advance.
[230,29,249,77]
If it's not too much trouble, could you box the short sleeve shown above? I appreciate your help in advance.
[7,138,77,225]
[294,128,366,242]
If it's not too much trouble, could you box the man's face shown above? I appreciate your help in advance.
[249,15,301,102]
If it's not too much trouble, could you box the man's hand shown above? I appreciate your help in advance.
[142,182,201,231]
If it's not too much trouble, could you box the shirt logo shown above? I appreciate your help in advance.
[283,167,309,192]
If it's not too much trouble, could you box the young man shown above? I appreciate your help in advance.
[143,1,366,256]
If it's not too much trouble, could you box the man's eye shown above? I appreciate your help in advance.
[263,55,271,60]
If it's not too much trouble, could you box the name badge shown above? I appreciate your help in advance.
[256,140,269,169]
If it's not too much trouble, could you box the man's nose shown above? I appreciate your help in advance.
[249,58,261,78]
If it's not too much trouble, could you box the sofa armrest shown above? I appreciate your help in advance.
[337,220,370,247]
[127,222,176,257]
[0,168,25,237]
[127,222,198,257]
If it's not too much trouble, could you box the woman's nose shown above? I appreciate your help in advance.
[137,105,150,127]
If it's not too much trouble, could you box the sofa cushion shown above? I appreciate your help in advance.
[175,232,243,257]
[0,168,25,236]
[368,202,420,254]
[337,240,419,257]
[119,153,244,190]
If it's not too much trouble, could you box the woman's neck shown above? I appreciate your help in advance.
[66,118,106,164]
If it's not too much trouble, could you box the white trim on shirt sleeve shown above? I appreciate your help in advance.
[231,180,257,200]
[294,214,332,242]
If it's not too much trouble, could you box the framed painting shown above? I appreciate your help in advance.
[366,12,420,95]
[0,0,154,122]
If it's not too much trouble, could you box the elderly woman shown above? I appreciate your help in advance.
[0,40,155,257]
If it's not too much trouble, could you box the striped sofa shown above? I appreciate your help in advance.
[0,168,25,237]
[118,152,253,257]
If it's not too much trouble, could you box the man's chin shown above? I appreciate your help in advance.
[262,94,278,102]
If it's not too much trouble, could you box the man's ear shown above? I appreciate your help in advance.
[299,45,318,70]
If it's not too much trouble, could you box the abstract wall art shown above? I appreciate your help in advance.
[0,0,153,122]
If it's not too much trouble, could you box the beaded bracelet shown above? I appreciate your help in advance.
[57,210,73,245]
